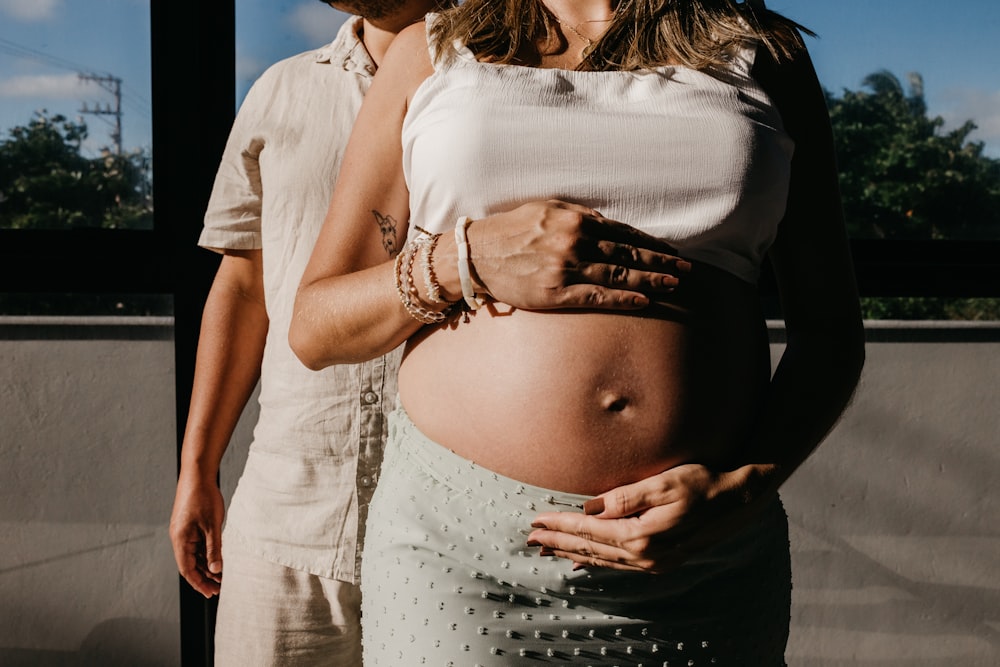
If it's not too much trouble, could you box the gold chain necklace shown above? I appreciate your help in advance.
[546,7,613,47]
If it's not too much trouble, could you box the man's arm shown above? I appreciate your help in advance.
[169,249,267,596]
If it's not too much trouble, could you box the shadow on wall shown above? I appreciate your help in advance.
[1,618,176,667]
[781,322,1000,666]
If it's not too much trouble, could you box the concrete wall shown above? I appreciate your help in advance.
[779,322,1000,666]
[1,317,997,666]
[0,317,179,667]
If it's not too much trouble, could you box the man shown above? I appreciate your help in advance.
[169,1,442,664]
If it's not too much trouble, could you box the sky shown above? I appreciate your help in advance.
[0,0,998,157]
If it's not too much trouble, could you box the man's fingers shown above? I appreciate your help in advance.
[171,526,222,596]
[183,570,221,598]
[177,549,221,598]
[205,531,223,576]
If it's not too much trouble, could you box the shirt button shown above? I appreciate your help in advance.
[363,391,379,404]
[360,476,373,487]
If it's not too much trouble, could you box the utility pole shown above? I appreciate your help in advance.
[78,73,122,154]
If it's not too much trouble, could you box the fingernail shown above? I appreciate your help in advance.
[583,498,605,515]
[539,547,555,557]
[676,259,693,272]
[530,521,547,529]
[572,563,586,571]
[526,539,541,547]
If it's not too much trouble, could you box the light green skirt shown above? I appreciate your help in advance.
[361,408,791,666]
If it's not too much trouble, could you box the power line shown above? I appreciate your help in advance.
[0,36,94,75]
[0,35,152,148]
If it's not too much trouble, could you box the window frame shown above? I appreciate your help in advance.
[2,2,234,663]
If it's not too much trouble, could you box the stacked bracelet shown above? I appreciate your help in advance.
[394,236,451,324]
[419,233,445,304]
[454,215,483,310]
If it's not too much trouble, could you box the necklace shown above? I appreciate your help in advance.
[545,7,614,47]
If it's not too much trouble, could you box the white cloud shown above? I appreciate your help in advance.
[0,73,94,99]
[937,88,1000,156]
[0,0,62,22]
[236,53,267,87]
[286,2,350,45]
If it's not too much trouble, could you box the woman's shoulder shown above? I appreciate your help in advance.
[385,20,432,64]
[377,20,436,97]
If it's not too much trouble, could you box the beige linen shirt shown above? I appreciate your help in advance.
[199,17,399,583]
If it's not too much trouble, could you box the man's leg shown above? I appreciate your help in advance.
[214,539,362,666]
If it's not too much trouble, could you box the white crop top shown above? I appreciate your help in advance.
[403,16,794,283]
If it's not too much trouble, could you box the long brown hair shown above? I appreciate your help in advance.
[428,0,813,71]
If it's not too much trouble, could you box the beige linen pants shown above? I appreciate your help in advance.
[214,537,362,666]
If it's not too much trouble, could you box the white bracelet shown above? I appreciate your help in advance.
[454,215,482,310]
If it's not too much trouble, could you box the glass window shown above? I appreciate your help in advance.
[0,1,152,230]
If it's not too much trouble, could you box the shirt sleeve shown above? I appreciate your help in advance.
[198,73,273,253]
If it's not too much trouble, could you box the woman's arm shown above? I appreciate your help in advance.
[290,23,695,370]
[289,24,428,370]
[526,43,865,572]
[738,40,866,486]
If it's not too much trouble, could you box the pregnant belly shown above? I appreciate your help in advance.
[398,268,771,495]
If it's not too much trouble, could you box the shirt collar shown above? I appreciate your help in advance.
[314,16,376,77]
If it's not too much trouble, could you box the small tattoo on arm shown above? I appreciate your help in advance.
[372,210,399,257]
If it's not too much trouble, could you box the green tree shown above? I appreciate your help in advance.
[827,70,1000,240]
[0,111,152,230]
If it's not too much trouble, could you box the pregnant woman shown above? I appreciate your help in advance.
[291,0,864,663]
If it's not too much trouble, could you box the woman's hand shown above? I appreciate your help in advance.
[526,463,777,573]
[461,200,692,310]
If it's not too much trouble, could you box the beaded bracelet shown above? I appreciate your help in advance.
[454,215,483,310]
[394,239,450,324]
[418,233,446,304]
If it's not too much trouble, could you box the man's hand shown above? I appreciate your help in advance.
[526,463,776,573]
[169,473,225,597]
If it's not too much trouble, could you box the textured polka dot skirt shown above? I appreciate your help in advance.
[361,409,791,666]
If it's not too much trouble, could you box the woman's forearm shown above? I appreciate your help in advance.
[290,205,693,370]
[290,258,427,368]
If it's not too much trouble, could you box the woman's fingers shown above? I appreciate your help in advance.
[574,259,686,294]
[590,238,692,273]
[468,199,693,310]
[553,284,652,309]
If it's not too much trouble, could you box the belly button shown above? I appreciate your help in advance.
[601,395,630,413]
